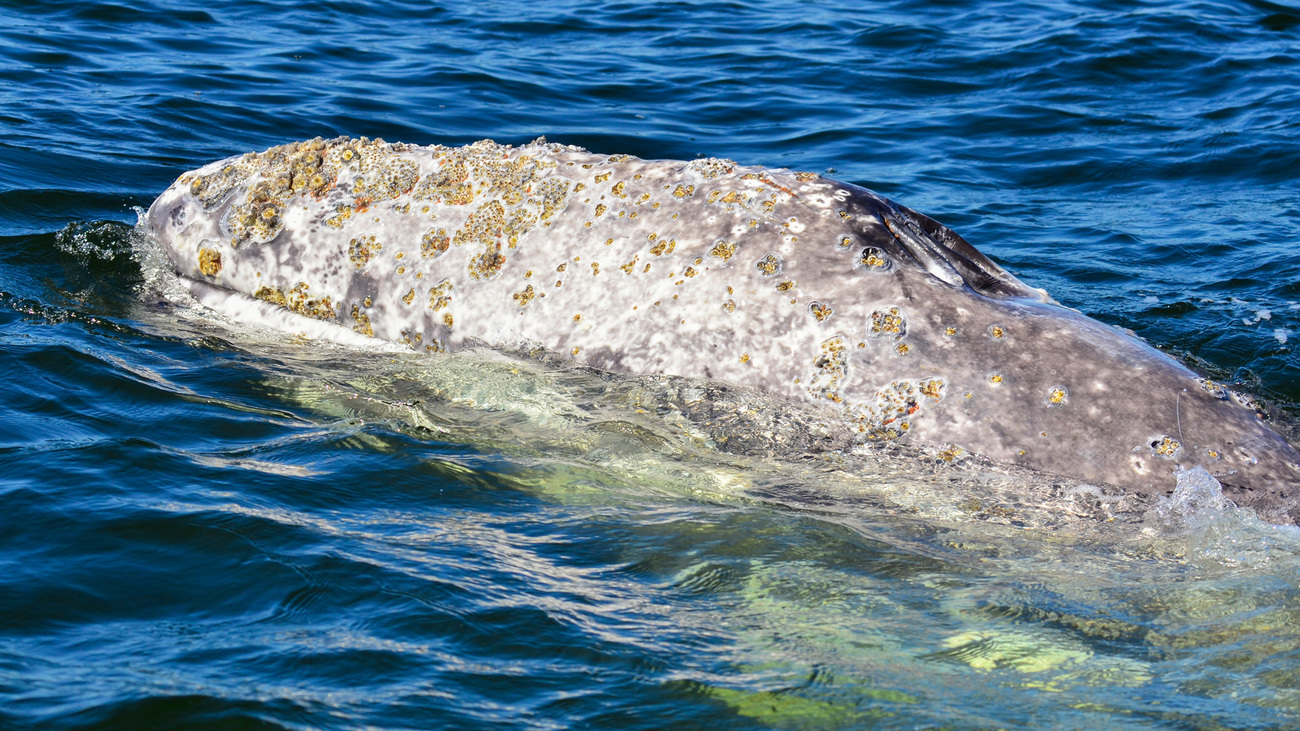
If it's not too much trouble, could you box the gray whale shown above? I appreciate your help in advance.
[146,136,1300,524]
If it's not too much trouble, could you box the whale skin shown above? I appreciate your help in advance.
[146,136,1300,524]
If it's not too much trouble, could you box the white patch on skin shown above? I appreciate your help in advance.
[182,277,402,350]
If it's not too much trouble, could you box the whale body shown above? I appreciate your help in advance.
[146,136,1300,524]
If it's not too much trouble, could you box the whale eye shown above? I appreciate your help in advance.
[859,246,891,271]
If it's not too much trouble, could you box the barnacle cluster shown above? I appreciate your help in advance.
[420,228,449,259]
[860,246,890,270]
[806,336,850,403]
[189,137,345,247]
[349,235,381,269]
[350,304,373,336]
[1151,436,1181,458]
[808,301,832,322]
[755,252,782,277]
[197,247,222,277]
[255,282,337,321]
[870,306,906,338]
[708,240,737,262]
[427,279,453,311]
[688,157,736,179]
[850,378,947,441]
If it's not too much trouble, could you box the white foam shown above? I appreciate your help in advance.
[1153,466,1231,528]
[1146,466,1300,570]
[1242,308,1273,325]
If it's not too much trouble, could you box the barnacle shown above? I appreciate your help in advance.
[870,307,906,338]
[197,247,222,277]
[755,252,782,277]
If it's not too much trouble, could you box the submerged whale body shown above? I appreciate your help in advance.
[147,136,1300,524]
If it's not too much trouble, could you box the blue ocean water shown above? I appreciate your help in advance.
[3,0,1300,728]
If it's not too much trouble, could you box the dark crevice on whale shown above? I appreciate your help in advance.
[842,182,1042,300]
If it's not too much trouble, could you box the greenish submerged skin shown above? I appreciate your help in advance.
[147,136,1300,524]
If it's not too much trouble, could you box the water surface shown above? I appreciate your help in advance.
[3,0,1300,728]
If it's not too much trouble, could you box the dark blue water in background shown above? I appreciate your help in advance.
[4,1,1300,728]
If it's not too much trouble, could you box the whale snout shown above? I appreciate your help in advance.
[146,188,190,260]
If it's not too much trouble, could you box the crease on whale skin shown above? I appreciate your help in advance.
[145,135,1300,525]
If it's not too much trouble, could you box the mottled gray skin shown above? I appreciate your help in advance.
[147,136,1300,524]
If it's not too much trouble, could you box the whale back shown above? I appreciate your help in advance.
[147,137,1300,524]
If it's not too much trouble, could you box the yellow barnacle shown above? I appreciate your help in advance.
[1153,436,1181,457]
[513,284,536,307]
[755,253,782,277]
[197,247,222,277]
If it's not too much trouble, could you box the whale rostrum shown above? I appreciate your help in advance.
[146,136,1300,524]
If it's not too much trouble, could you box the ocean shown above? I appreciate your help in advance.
[3,0,1300,727]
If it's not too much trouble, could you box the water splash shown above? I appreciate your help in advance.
[53,220,137,261]
[1145,466,1300,573]
[1153,466,1233,528]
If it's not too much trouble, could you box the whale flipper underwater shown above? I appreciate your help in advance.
[146,136,1300,524]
